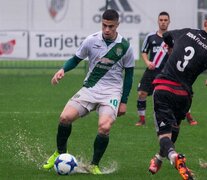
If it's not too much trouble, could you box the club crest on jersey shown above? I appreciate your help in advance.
[47,0,68,22]
[115,47,123,56]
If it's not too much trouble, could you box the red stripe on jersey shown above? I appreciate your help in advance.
[153,42,168,68]
[154,50,164,66]
[153,79,182,86]
[154,85,188,96]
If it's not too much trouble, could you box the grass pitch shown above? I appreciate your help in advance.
[0,61,207,180]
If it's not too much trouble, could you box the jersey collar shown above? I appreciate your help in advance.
[98,31,122,43]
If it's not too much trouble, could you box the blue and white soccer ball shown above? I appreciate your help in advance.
[54,153,78,175]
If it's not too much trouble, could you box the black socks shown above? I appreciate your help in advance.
[91,133,109,165]
[56,123,72,154]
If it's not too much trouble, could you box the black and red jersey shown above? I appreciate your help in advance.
[142,32,169,71]
[155,28,207,95]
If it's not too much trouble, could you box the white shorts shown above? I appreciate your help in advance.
[66,87,121,120]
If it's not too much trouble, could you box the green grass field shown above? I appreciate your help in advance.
[1,61,207,180]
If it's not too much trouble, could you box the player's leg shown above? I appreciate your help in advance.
[56,103,81,153]
[171,125,180,144]
[135,71,154,126]
[149,90,174,174]
[43,88,92,170]
[185,109,198,126]
[149,90,194,179]
[155,134,193,179]
[136,90,147,126]
[43,102,83,170]
[149,126,180,174]
[149,153,163,174]
[159,134,193,179]
[88,105,115,174]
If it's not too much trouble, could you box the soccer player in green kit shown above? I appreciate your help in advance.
[43,9,135,174]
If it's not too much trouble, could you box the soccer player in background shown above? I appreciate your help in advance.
[135,11,198,126]
[43,9,135,174]
[148,17,207,180]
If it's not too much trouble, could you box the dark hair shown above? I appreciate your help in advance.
[159,11,170,18]
[102,9,119,21]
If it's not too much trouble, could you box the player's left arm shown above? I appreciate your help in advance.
[118,67,134,116]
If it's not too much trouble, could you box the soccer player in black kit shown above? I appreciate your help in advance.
[148,18,207,180]
[136,11,197,126]
[135,11,170,126]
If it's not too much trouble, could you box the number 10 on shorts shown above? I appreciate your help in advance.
[110,99,118,108]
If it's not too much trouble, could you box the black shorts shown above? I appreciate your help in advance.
[153,89,191,136]
[138,69,160,96]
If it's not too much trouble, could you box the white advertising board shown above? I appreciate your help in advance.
[0,31,28,59]
[31,0,197,32]
[0,0,28,30]
[30,30,139,60]
[0,0,203,60]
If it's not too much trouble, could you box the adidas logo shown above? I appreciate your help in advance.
[160,122,166,127]
[152,40,156,44]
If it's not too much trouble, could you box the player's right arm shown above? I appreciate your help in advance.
[141,52,155,70]
[51,55,83,85]
[141,33,155,70]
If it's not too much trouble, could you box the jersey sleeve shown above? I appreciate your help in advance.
[63,55,83,72]
[122,45,135,68]
[141,33,151,53]
[75,37,89,59]
[121,67,134,103]
[163,28,191,47]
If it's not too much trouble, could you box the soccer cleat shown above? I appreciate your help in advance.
[175,154,194,180]
[43,151,60,170]
[186,113,198,126]
[149,155,162,174]
[86,165,102,175]
[135,120,145,126]
[188,120,198,126]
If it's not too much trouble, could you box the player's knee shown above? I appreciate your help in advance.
[59,114,74,124]
[98,122,111,135]
[138,91,148,99]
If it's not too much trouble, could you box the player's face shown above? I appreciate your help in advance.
[102,19,119,40]
[158,15,170,31]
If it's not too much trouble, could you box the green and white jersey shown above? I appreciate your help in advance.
[76,31,135,95]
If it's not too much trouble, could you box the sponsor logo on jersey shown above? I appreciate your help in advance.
[153,42,168,68]
[187,32,207,50]
[0,39,16,55]
[47,0,68,22]
[93,44,102,49]
[152,46,160,53]
[98,57,114,65]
